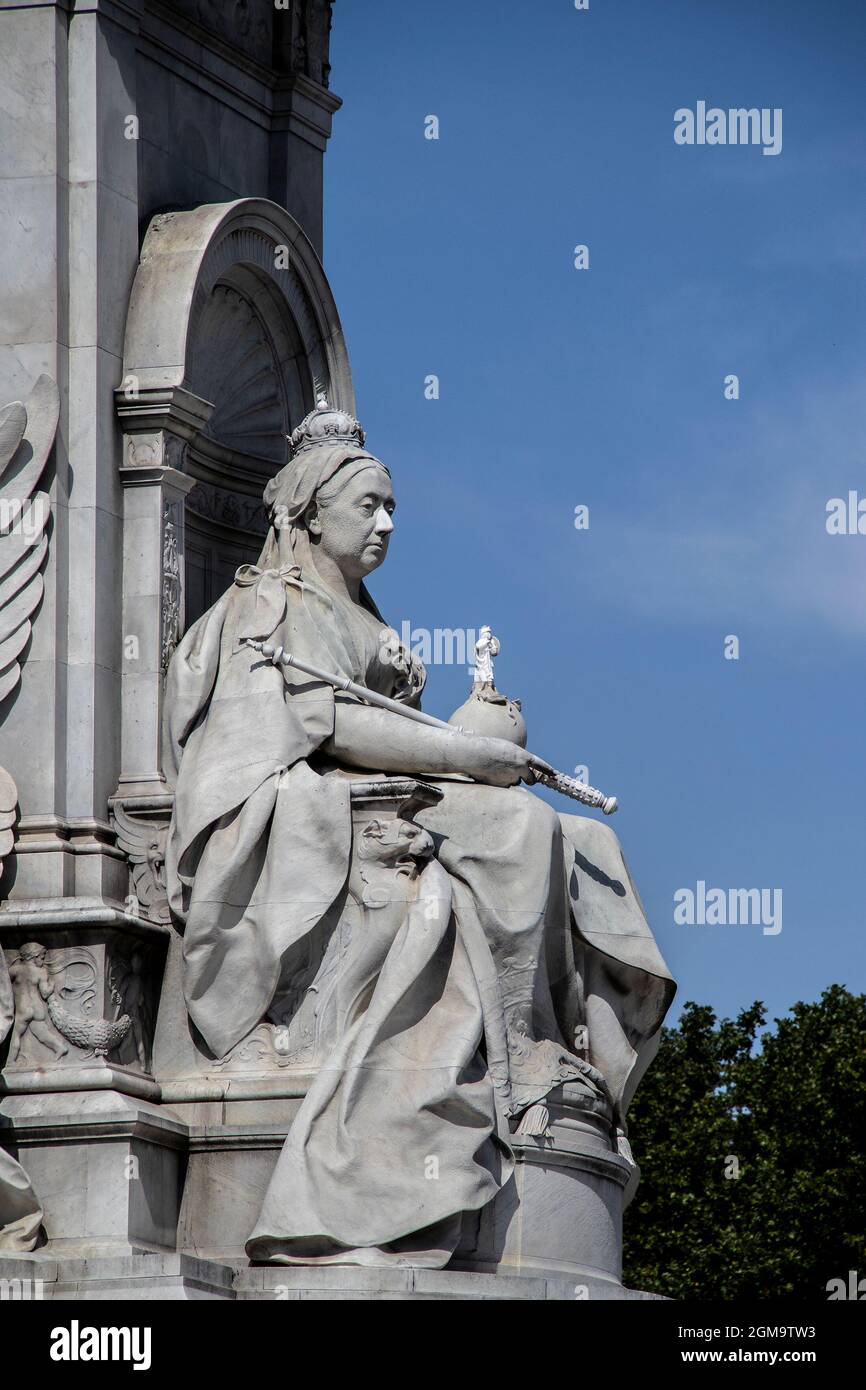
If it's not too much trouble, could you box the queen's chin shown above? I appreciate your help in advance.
[360,541,389,572]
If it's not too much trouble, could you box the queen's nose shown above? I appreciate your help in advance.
[374,507,394,535]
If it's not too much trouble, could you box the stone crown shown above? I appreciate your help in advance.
[289,394,366,456]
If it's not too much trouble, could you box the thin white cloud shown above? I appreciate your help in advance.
[547,374,866,637]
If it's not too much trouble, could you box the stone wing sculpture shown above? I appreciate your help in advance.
[0,374,58,703]
[111,799,171,924]
[0,375,56,1249]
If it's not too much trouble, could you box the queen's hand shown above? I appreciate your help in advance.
[455,734,536,788]
[326,702,542,788]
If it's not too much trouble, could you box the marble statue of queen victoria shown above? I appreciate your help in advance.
[163,398,675,1268]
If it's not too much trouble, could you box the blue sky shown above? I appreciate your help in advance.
[324,0,866,1028]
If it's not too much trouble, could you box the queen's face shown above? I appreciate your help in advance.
[313,466,395,580]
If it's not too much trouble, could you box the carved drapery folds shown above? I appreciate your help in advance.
[266,780,441,1071]
[156,778,443,1088]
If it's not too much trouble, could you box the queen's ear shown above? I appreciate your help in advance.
[305,500,322,536]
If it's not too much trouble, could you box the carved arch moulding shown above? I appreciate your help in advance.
[112,198,356,919]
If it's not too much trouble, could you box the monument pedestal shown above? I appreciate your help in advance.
[454,1137,633,1285]
[0,1086,655,1299]
[0,1252,662,1302]
[0,770,662,1298]
[453,1083,635,1287]
[0,1091,186,1256]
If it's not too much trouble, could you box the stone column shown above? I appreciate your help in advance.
[114,386,211,800]
[0,0,143,907]
[269,74,342,255]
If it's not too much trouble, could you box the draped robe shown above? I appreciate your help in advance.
[163,444,675,1267]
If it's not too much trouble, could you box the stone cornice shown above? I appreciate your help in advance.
[141,0,341,140]
[271,72,342,150]
[115,384,214,439]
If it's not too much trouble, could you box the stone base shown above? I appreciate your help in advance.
[455,1104,633,1283]
[0,1250,663,1301]
[0,1090,186,1252]
[0,1084,661,1300]
[1,1084,642,1290]
[0,1250,233,1301]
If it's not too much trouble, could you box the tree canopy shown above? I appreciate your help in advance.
[622,984,866,1300]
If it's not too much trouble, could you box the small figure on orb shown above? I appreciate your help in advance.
[473,625,500,694]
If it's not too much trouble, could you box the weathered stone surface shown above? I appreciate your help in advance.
[0,2,675,1302]
[1,1091,186,1252]
[0,1248,664,1301]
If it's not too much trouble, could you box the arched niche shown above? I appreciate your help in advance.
[114,197,355,799]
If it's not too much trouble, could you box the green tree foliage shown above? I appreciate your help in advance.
[622,985,866,1299]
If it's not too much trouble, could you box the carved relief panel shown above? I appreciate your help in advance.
[1,932,161,1076]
